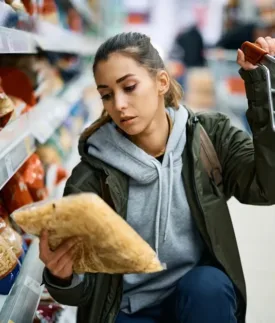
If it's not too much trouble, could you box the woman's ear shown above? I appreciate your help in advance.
[157,70,170,96]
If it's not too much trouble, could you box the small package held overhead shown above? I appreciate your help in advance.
[12,193,164,274]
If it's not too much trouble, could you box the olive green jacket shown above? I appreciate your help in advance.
[45,66,275,323]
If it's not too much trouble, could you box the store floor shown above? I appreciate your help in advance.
[229,198,275,323]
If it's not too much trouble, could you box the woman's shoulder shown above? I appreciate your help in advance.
[64,160,102,196]
[195,111,230,137]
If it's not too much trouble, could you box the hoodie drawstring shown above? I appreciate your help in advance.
[164,153,174,241]
[152,152,174,257]
[151,160,162,257]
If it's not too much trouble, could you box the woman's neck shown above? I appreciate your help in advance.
[129,109,170,157]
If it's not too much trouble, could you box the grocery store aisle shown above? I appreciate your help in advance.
[228,198,275,323]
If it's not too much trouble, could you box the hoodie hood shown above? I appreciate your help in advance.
[86,106,189,184]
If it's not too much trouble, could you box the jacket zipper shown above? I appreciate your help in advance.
[189,117,205,217]
[104,276,122,323]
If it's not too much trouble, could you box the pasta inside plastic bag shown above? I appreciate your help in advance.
[0,217,22,279]
[12,193,164,274]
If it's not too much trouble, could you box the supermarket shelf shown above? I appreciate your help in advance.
[0,72,94,190]
[0,26,38,54]
[0,22,102,55]
[35,20,102,55]
[0,113,36,190]
[0,239,44,322]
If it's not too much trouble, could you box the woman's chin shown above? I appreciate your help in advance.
[120,124,144,136]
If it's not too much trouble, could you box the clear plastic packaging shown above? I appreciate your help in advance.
[12,193,164,274]
[0,217,23,279]
[0,217,23,295]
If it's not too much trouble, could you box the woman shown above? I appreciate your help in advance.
[40,32,275,323]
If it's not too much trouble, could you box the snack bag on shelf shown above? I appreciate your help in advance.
[9,96,33,117]
[12,193,164,275]
[0,82,15,129]
[36,145,62,166]
[33,302,64,323]
[1,172,33,214]
[4,0,26,13]
[45,163,68,195]
[34,59,64,99]
[0,217,23,295]
[19,154,49,202]
[0,68,36,107]
[0,197,10,226]
[67,8,83,32]
[39,0,60,24]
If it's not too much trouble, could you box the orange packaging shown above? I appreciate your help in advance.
[55,166,68,185]
[1,172,33,214]
[0,197,10,226]
[0,80,15,129]
[19,154,48,202]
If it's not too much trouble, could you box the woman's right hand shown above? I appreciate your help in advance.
[39,230,80,280]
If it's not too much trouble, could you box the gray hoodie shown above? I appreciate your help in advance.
[87,105,203,314]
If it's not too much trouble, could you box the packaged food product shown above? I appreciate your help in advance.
[12,193,164,274]
[0,68,36,106]
[0,82,15,129]
[1,172,33,214]
[39,0,59,24]
[4,0,26,12]
[19,154,48,202]
[36,146,62,166]
[0,242,20,295]
[34,302,64,323]
[0,217,23,294]
[1,225,23,258]
[0,197,10,225]
[0,235,18,279]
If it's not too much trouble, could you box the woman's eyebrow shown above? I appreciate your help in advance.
[97,74,135,89]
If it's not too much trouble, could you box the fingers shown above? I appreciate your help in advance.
[266,37,275,56]
[237,49,257,71]
[255,37,269,52]
[39,230,51,263]
[49,245,77,277]
[50,237,80,265]
[255,36,275,55]
[237,48,245,64]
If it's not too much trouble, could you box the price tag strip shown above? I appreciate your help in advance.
[0,135,36,190]
[0,27,37,54]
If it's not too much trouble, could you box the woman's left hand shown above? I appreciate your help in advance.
[237,36,275,71]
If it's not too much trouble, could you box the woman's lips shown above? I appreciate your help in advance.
[120,117,137,125]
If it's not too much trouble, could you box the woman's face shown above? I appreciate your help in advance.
[94,53,168,135]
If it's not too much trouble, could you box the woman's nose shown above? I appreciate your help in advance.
[114,93,127,111]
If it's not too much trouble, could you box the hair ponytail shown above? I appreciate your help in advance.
[164,74,184,108]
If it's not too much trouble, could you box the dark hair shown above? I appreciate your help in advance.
[93,32,183,108]
[81,33,183,140]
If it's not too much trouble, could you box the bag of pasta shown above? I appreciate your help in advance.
[12,193,164,274]
[0,217,23,295]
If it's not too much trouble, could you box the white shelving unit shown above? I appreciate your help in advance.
[0,2,102,321]
[0,72,95,322]
[0,2,102,55]
[0,239,44,322]
[0,71,93,191]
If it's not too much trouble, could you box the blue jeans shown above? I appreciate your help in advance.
[116,266,237,323]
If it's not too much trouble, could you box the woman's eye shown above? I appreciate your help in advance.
[101,93,112,101]
[124,84,136,93]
